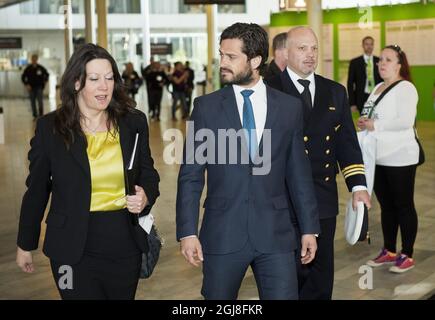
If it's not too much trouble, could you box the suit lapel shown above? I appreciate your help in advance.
[280,70,301,98]
[118,116,135,170]
[310,74,331,131]
[258,86,279,154]
[221,86,242,131]
[220,85,250,160]
[69,133,91,178]
[280,70,313,127]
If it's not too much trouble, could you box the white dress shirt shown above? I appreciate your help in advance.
[286,67,316,106]
[232,79,268,145]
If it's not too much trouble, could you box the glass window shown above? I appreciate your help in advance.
[150,0,245,14]
[108,0,141,14]
[20,0,38,14]
[20,0,142,14]
[217,4,245,13]
[179,1,205,14]
[150,0,178,14]
[20,0,83,14]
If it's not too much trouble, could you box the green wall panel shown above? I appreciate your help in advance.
[270,3,435,120]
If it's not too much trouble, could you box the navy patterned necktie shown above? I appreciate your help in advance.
[241,89,257,160]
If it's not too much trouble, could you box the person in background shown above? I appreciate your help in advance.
[16,44,160,299]
[122,62,142,100]
[263,32,288,82]
[184,61,195,116]
[21,54,49,119]
[359,45,419,273]
[347,36,382,114]
[170,62,189,120]
[145,61,168,121]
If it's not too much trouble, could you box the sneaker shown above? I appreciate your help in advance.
[366,248,397,267]
[389,254,415,273]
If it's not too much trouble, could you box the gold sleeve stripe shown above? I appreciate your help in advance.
[342,164,365,173]
[343,168,366,176]
[344,171,366,179]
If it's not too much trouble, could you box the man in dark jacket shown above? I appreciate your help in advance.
[21,54,49,119]
[347,36,382,114]
[263,32,288,82]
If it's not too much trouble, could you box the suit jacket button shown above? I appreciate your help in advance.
[325,177,330,182]
[325,163,330,168]
[305,149,309,155]
[326,149,330,155]
[326,135,330,141]
[304,136,308,142]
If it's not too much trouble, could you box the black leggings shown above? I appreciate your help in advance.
[373,165,418,257]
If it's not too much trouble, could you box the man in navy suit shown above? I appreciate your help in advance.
[176,23,320,300]
[267,27,371,300]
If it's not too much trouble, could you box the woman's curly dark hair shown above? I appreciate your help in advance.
[54,43,138,148]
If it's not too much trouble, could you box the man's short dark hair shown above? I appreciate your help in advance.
[272,32,287,52]
[220,22,269,71]
[362,36,374,44]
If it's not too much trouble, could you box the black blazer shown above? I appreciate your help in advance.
[176,84,320,254]
[267,71,367,219]
[17,110,160,265]
[262,59,282,83]
[347,55,382,112]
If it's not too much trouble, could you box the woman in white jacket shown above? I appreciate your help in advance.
[357,45,419,273]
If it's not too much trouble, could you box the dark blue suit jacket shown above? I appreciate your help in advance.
[176,84,320,255]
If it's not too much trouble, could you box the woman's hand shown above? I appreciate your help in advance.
[357,117,375,131]
[16,246,34,273]
[357,116,367,130]
[126,185,148,214]
[364,118,375,131]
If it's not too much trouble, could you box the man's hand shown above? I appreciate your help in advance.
[180,237,203,267]
[16,246,34,273]
[301,234,317,264]
[353,190,371,211]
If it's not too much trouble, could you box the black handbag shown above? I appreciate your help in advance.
[139,224,163,279]
[414,127,425,166]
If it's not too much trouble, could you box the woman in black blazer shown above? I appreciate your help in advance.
[16,44,160,299]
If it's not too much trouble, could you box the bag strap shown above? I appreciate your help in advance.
[373,79,403,107]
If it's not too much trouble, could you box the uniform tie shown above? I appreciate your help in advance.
[297,79,313,118]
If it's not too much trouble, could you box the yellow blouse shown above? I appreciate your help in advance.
[85,130,126,211]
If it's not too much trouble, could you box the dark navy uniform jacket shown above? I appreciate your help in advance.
[267,71,367,220]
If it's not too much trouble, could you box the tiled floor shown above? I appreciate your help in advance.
[0,94,434,300]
